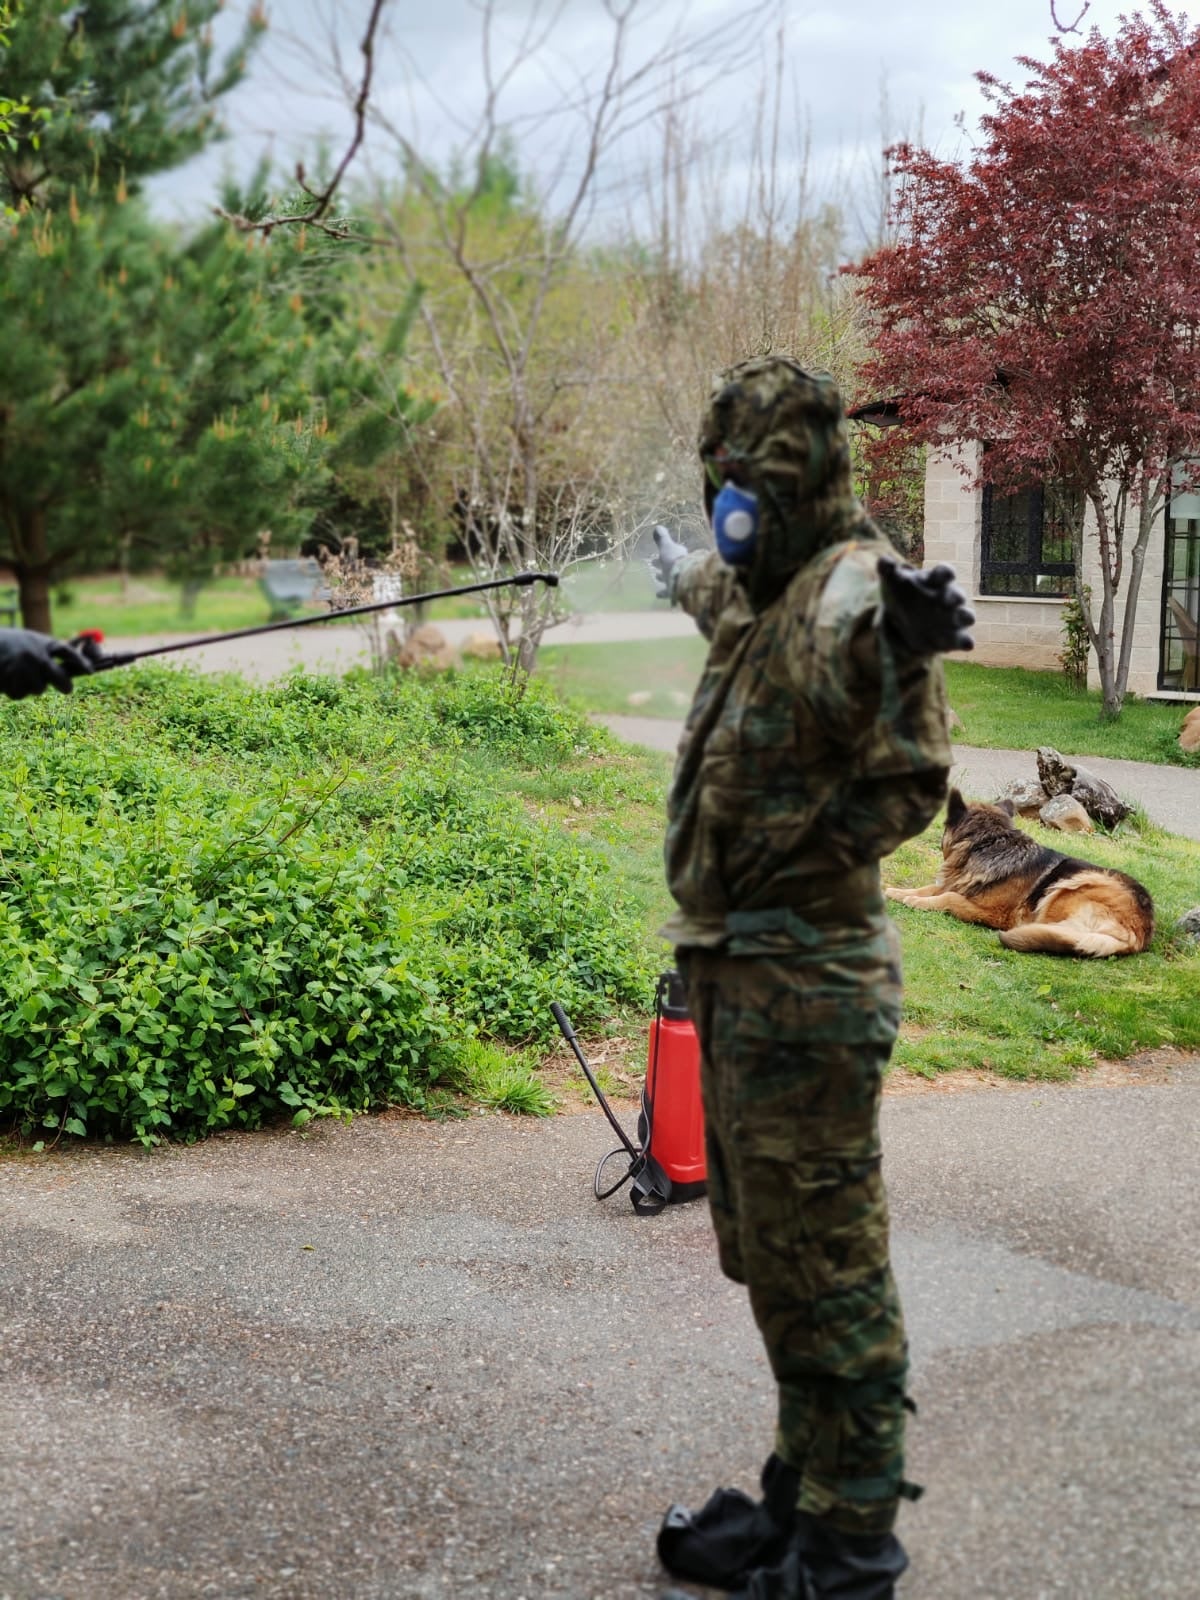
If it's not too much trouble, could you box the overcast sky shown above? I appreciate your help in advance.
[149,0,1200,239]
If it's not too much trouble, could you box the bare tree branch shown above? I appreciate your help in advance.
[216,0,387,237]
[1050,1,1090,33]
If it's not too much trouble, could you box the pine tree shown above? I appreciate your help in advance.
[0,10,426,630]
[0,191,430,629]
[1,0,265,212]
[0,202,329,629]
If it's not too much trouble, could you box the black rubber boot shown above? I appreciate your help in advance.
[793,1517,909,1600]
[657,1453,800,1590]
[662,1540,818,1600]
[660,1521,907,1600]
[730,1541,820,1599]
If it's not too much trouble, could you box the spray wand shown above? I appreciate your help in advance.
[77,571,560,672]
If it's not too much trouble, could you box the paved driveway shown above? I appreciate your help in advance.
[3,1062,1198,1600]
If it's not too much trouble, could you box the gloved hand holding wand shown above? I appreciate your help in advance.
[650,526,688,601]
[0,629,96,700]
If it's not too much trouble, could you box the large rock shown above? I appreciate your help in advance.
[1176,908,1200,941]
[996,778,1050,818]
[1180,707,1200,753]
[461,631,503,662]
[388,622,457,671]
[1036,746,1131,828]
[1039,793,1095,834]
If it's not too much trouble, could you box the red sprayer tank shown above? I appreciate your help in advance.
[643,970,707,1202]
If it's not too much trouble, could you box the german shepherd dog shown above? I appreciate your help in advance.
[886,789,1154,958]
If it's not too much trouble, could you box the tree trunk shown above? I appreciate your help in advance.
[118,529,133,599]
[1110,483,1158,719]
[16,566,53,634]
[1087,494,1122,719]
[516,628,539,676]
[14,509,55,633]
[514,582,544,676]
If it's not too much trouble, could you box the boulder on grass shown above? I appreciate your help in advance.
[1181,707,1200,753]
[389,623,457,671]
[1036,746,1130,828]
[1039,793,1094,834]
[1177,908,1200,941]
[996,778,1050,818]
[461,631,503,662]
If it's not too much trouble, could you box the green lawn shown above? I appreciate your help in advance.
[538,636,707,718]
[422,557,664,622]
[884,812,1200,1080]
[502,710,1200,1083]
[560,729,1200,1083]
[532,650,1200,1083]
[49,574,317,637]
[942,662,1199,769]
[43,562,659,635]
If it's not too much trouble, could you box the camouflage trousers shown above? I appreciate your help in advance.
[676,915,917,1537]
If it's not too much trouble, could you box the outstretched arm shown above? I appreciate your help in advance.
[878,557,975,657]
[649,527,735,641]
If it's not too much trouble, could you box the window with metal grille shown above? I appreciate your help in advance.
[980,478,1075,597]
[1160,468,1200,692]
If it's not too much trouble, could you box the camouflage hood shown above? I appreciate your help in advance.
[699,356,865,609]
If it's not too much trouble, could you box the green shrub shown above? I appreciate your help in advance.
[0,666,655,1145]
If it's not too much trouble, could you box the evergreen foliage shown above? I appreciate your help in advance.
[0,0,264,211]
[1,201,322,626]
[1,151,428,625]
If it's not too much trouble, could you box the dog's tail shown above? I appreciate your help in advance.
[999,920,1145,958]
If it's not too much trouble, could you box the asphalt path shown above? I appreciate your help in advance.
[2,1061,1198,1600]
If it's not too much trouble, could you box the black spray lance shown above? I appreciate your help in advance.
[77,571,560,671]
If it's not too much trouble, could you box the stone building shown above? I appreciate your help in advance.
[874,431,1199,701]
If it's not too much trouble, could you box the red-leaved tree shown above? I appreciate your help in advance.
[853,2,1200,717]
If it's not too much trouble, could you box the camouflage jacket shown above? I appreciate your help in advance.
[663,360,951,952]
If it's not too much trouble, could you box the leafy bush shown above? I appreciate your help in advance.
[0,666,656,1145]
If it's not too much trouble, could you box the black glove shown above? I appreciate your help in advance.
[0,628,95,700]
[878,556,975,656]
[650,526,688,601]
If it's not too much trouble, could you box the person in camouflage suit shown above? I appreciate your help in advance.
[650,357,974,1600]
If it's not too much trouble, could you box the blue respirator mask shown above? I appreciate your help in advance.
[711,482,760,567]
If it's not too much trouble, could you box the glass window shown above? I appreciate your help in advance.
[1161,463,1200,691]
[980,476,1075,597]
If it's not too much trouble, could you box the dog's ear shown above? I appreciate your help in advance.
[946,788,966,826]
[998,798,1016,818]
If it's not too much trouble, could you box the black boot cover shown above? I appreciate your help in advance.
[657,1454,799,1590]
[794,1518,909,1600]
[662,1523,908,1600]
[731,1541,820,1600]
[662,1544,817,1600]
